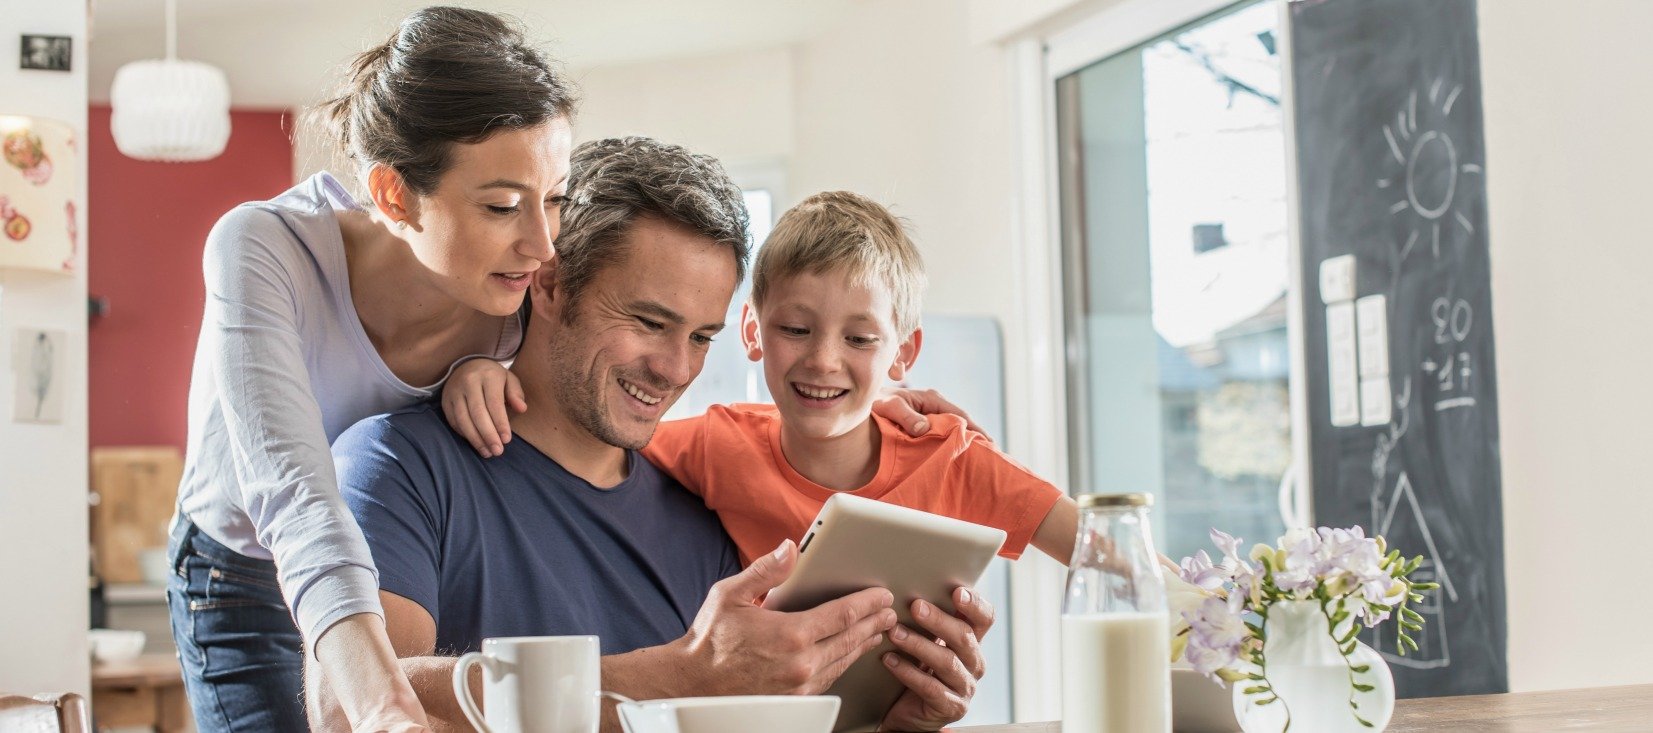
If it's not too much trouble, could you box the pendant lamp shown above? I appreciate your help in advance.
[109,0,230,162]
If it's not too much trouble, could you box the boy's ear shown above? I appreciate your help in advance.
[740,302,762,362]
[366,164,419,230]
[888,327,923,382]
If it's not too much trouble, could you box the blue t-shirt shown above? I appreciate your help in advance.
[334,403,741,656]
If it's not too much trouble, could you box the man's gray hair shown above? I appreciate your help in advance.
[553,136,750,324]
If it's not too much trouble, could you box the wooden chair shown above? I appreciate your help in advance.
[0,692,91,733]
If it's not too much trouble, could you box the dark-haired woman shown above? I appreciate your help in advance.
[164,7,576,731]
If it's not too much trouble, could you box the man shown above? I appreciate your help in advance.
[315,137,992,732]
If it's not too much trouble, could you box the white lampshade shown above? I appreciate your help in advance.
[110,59,231,162]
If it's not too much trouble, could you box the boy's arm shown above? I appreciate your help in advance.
[1031,496,1080,565]
[952,434,1071,563]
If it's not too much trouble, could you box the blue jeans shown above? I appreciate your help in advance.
[166,520,306,732]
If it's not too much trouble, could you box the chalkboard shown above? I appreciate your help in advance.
[1289,0,1507,697]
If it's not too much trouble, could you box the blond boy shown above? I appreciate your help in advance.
[641,191,1078,566]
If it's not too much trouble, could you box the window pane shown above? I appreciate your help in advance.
[1058,0,1290,561]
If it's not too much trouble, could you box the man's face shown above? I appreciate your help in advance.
[543,215,739,449]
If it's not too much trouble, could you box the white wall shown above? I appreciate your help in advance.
[0,0,91,697]
[573,47,794,171]
[1479,0,1653,693]
[294,46,795,188]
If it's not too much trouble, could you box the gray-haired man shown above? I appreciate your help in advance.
[315,137,993,732]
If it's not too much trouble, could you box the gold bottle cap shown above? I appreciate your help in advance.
[1074,492,1154,509]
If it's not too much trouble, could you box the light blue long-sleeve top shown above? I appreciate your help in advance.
[175,172,523,648]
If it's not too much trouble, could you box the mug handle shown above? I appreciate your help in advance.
[453,652,493,733]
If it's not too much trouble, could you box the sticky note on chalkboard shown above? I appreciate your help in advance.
[1356,294,1389,377]
[1320,255,1356,303]
[1361,375,1392,426]
[1327,301,1360,427]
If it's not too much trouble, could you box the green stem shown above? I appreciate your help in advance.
[1322,597,1374,728]
[1254,607,1293,732]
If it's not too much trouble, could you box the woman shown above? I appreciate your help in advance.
[165,7,576,731]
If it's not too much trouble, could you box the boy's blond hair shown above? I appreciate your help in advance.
[751,191,927,337]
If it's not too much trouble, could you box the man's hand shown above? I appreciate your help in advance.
[675,539,898,696]
[878,587,996,732]
[872,387,989,439]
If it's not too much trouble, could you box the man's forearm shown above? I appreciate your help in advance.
[599,637,698,701]
[398,656,478,733]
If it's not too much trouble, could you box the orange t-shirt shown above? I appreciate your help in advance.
[642,403,1065,567]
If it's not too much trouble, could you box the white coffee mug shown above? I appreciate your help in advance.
[453,635,600,733]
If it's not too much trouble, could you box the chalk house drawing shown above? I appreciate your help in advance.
[1368,377,1456,669]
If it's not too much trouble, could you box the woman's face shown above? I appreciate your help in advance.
[402,118,574,317]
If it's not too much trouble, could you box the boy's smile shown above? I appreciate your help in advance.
[747,270,920,443]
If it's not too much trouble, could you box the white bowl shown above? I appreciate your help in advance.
[88,629,146,664]
[618,695,839,733]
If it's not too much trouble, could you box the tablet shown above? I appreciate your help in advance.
[763,494,1007,733]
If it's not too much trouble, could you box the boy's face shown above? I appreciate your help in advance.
[745,269,921,441]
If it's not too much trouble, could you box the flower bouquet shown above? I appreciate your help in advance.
[1167,527,1439,731]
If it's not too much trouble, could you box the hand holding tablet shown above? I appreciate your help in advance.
[763,494,1006,733]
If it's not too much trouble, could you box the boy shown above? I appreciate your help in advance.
[641,191,1077,566]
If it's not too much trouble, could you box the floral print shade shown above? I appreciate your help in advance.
[0,115,77,274]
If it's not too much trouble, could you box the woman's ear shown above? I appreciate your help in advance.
[741,302,762,362]
[887,327,923,382]
[366,164,418,230]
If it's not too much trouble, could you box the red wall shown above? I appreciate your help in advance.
[88,106,295,450]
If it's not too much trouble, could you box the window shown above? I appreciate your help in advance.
[1055,0,1292,561]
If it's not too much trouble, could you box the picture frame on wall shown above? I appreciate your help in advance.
[0,115,78,274]
[19,35,73,72]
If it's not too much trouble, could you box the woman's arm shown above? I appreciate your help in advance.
[202,207,426,729]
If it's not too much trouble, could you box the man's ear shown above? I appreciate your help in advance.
[740,302,762,362]
[530,258,562,323]
[888,327,923,382]
[366,164,419,230]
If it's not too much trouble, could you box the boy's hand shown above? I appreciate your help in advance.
[440,358,526,458]
[872,387,991,440]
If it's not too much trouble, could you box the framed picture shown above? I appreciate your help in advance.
[0,115,77,273]
[20,35,72,72]
[13,328,66,424]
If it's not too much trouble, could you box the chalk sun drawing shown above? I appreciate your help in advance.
[1378,78,1482,262]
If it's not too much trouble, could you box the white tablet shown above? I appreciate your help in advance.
[763,494,1007,733]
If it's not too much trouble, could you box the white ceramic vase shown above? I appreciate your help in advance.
[1231,600,1395,732]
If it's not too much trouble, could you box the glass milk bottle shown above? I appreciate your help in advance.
[1061,493,1171,733]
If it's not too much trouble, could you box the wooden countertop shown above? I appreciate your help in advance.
[952,684,1653,732]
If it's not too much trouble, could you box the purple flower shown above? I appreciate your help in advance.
[1181,593,1251,682]
[1179,550,1229,590]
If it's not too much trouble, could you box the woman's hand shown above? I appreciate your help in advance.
[440,358,525,457]
[307,613,431,732]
